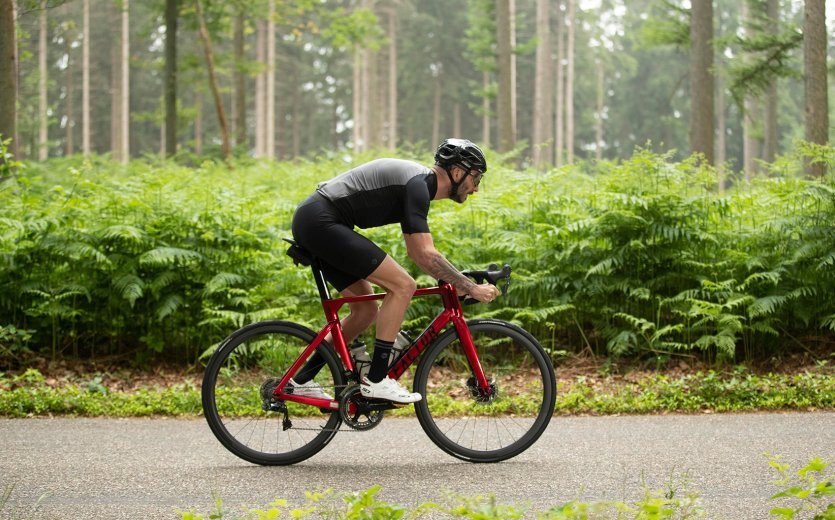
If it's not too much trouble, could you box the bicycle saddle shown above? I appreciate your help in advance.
[283,238,313,267]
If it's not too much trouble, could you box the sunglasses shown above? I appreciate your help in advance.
[467,169,484,187]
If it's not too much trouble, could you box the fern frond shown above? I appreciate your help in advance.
[139,247,203,267]
[748,295,787,318]
[156,294,183,321]
[113,274,144,307]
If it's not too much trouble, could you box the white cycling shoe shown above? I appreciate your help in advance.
[288,378,333,400]
[361,376,422,403]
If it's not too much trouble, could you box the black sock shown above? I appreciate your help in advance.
[367,339,394,383]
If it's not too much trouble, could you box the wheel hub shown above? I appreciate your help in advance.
[466,376,498,403]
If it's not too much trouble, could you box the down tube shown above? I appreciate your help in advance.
[451,316,491,391]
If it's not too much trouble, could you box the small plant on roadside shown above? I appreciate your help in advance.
[769,454,835,519]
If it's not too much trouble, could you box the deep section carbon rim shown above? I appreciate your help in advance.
[202,321,343,465]
[414,320,556,462]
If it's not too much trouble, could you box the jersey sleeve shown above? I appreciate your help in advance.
[400,175,431,234]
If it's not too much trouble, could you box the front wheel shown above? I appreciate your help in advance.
[413,319,556,463]
[202,320,345,465]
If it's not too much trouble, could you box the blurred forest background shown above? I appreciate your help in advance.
[0,0,833,368]
[0,0,831,172]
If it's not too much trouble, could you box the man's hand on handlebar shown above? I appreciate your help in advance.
[467,283,500,304]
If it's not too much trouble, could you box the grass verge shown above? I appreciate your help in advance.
[0,366,832,418]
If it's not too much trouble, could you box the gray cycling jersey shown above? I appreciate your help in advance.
[316,158,438,233]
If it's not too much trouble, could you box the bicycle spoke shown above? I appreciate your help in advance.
[202,322,344,465]
[415,320,556,462]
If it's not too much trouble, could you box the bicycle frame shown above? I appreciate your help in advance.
[273,282,490,411]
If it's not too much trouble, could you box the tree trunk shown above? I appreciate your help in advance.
[233,13,246,148]
[352,49,362,152]
[265,0,275,159]
[82,0,90,155]
[120,0,129,164]
[194,91,202,155]
[565,0,575,163]
[387,5,397,150]
[762,0,779,163]
[496,0,514,152]
[110,38,121,160]
[689,0,714,164]
[554,0,564,166]
[482,71,490,146]
[65,31,73,156]
[803,0,828,178]
[716,72,726,192]
[255,20,265,156]
[742,1,759,179]
[164,0,177,157]
[39,1,47,160]
[432,74,441,146]
[595,59,603,161]
[194,0,230,160]
[532,0,552,168]
[0,0,17,165]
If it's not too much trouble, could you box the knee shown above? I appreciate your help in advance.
[389,275,417,299]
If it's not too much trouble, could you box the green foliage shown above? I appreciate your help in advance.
[1,145,834,365]
[1,367,831,418]
[769,455,835,520]
[174,458,833,519]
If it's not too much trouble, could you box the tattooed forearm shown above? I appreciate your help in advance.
[424,251,475,293]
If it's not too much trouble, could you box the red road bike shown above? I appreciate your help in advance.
[202,239,556,465]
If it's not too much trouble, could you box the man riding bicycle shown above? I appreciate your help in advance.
[290,138,500,404]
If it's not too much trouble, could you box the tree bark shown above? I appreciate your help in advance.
[352,49,362,152]
[532,0,552,168]
[194,0,230,160]
[164,0,177,157]
[233,13,246,148]
[120,0,129,164]
[595,59,604,161]
[387,5,397,150]
[482,71,490,146]
[0,0,16,165]
[689,0,714,164]
[565,0,575,163]
[742,1,759,179]
[65,29,73,156]
[255,19,265,156]
[496,0,514,152]
[554,0,564,166]
[82,0,90,155]
[803,0,828,178]
[762,0,779,163]
[39,1,47,160]
[265,0,275,159]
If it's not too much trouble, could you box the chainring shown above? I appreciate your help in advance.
[339,385,385,431]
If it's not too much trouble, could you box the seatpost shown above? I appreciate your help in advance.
[311,260,332,301]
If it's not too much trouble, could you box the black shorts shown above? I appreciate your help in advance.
[291,192,387,292]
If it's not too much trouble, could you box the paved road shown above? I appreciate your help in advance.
[1,413,833,519]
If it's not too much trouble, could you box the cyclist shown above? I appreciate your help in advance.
[289,138,500,403]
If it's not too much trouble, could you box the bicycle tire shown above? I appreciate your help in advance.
[202,320,345,465]
[413,319,556,463]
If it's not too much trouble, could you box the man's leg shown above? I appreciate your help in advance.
[364,255,416,382]
[293,280,378,384]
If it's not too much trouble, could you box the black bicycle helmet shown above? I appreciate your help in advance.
[434,138,488,173]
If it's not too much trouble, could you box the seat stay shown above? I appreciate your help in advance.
[274,321,351,398]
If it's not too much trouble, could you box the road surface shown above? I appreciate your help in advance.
[1,413,833,519]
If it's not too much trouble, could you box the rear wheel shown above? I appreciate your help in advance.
[413,319,556,462]
[202,320,344,465]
